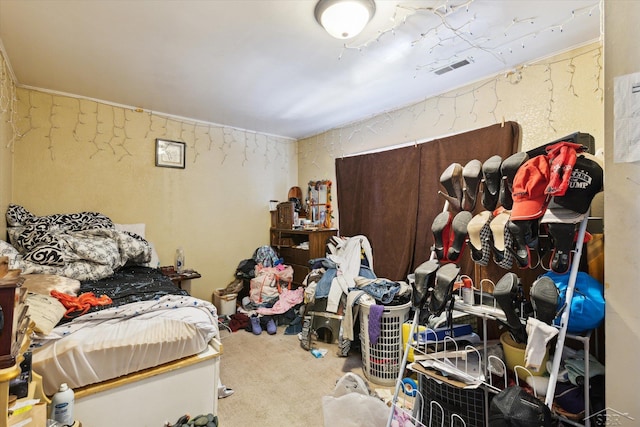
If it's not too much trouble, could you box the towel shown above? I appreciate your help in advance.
[525,317,558,370]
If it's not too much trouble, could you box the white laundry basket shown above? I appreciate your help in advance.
[359,301,412,386]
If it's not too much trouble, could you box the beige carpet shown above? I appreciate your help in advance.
[216,323,396,427]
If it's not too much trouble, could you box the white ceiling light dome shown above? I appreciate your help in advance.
[314,0,376,39]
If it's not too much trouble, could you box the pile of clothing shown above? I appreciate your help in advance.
[304,235,411,343]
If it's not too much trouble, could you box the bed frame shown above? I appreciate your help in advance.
[37,339,222,427]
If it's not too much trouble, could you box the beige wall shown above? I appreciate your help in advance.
[298,42,605,226]
[6,83,297,301]
[604,1,640,424]
[0,51,16,239]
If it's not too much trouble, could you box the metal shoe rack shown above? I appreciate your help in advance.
[386,212,595,427]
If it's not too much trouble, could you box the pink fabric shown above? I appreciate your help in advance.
[256,287,304,315]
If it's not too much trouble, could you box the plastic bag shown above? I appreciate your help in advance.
[322,373,389,427]
[322,393,389,427]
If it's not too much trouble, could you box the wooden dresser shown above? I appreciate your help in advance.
[0,257,43,427]
[270,228,338,286]
[0,259,28,370]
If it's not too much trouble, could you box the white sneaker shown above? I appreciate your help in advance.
[218,386,234,399]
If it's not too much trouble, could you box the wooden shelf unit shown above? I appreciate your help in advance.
[270,228,338,286]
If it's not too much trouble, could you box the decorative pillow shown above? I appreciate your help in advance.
[6,204,34,227]
[0,240,20,266]
[115,224,161,268]
[21,274,81,296]
[115,223,146,238]
[25,292,67,335]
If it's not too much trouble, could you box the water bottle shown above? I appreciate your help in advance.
[175,247,185,273]
[50,383,74,426]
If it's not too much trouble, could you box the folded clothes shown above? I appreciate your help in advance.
[565,350,605,385]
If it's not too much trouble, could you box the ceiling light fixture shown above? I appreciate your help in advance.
[314,0,376,40]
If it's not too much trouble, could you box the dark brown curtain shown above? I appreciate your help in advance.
[335,145,421,280]
[336,122,520,282]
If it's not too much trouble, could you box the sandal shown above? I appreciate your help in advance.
[447,210,472,262]
[499,152,529,210]
[489,210,514,269]
[412,259,439,309]
[438,163,464,211]
[431,211,453,261]
[481,155,503,211]
[462,159,483,212]
[467,210,492,266]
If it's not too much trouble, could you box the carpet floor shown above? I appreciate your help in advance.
[215,322,396,427]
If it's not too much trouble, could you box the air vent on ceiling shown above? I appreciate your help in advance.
[434,58,472,75]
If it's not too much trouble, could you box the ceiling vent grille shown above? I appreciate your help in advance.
[434,58,472,75]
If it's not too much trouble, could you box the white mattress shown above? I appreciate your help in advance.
[31,294,219,396]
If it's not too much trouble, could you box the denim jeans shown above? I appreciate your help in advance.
[313,259,376,299]
[358,278,401,304]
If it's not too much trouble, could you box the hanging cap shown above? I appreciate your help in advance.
[552,155,603,214]
[509,155,551,221]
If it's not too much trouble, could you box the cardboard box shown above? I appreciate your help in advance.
[8,402,46,426]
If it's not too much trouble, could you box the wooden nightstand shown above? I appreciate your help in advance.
[160,267,201,293]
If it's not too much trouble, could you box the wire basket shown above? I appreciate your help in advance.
[359,301,411,386]
[419,373,488,427]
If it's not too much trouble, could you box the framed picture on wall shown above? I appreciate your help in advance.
[155,139,186,169]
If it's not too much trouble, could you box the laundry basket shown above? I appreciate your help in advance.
[359,301,412,386]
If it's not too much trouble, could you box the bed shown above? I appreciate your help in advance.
[1,204,221,426]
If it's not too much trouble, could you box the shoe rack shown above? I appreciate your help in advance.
[386,148,600,426]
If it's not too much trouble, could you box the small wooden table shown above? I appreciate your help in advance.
[160,267,201,291]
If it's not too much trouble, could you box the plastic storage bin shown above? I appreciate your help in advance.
[359,301,411,386]
[500,332,549,380]
[213,290,237,316]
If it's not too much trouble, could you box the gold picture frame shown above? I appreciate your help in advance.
[155,139,186,169]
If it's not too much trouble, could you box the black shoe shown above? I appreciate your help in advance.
[481,155,502,211]
[507,219,539,269]
[499,152,529,210]
[462,159,483,212]
[412,259,439,309]
[431,211,452,261]
[548,222,577,273]
[428,263,460,316]
[530,276,559,324]
[493,272,527,343]
[447,211,472,262]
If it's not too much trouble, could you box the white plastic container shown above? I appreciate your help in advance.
[213,290,238,316]
[175,247,185,273]
[50,383,74,425]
